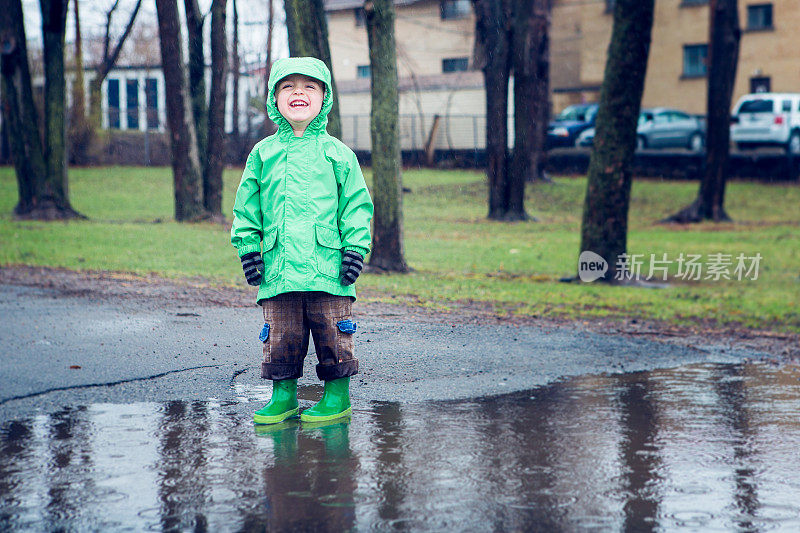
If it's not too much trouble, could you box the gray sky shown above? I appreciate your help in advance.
[21,0,289,68]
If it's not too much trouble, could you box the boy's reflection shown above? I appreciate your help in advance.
[254,417,357,530]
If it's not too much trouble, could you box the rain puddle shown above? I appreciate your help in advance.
[2,361,800,531]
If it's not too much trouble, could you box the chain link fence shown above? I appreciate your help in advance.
[341,113,515,152]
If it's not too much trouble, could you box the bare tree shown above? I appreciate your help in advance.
[184,0,208,158]
[365,0,408,272]
[155,0,206,221]
[396,47,429,156]
[41,0,70,206]
[231,0,240,141]
[579,0,654,281]
[39,0,83,218]
[264,0,274,131]
[472,0,516,220]
[68,0,94,164]
[204,0,228,218]
[88,0,142,130]
[1,0,83,218]
[663,0,740,223]
[69,0,85,121]
[117,18,160,63]
[1,0,47,215]
[284,0,342,139]
[182,0,227,218]
[511,0,550,187]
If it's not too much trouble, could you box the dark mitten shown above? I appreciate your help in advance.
[340,250,364,286]
[240,252,265,286]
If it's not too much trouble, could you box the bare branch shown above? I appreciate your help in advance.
[102,0,121,63]
[109,0,142,65]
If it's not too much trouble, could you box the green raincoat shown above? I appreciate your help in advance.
[231,57,373,302]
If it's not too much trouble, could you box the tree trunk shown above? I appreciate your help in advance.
[579,0,654,281]
[231,0,240,140]
[530,0,550,184]
[662,0,739,224]
[0,0,46,215]
[263,0,274,132]
[512,0,550,185]
[257,0,277,137]
[70,0,84,122]
[155,0,206,221]
[508,0,550,219]
[184,0,208,160]
[39,0,82,219]
[68,0,93,165]
[473,0,512,220]
[365,0,408,273]
[87,0,142,130]
[284,0,342,139]
[88,79,101,131]
[204,0,227,217]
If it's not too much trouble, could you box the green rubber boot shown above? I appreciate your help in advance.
[300,377,352,422]
[253,379,299,424]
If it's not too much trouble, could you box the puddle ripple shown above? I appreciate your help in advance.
[1,362,800,531]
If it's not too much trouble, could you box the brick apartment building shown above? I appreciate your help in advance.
[324,0,799,151]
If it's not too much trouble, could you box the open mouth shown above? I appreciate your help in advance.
[289,100,309,108]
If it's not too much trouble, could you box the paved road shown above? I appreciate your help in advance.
[0,283,765,423]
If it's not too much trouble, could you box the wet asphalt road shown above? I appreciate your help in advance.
[0,283,765,422]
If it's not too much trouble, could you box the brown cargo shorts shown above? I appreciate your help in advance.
[260,291,358,381]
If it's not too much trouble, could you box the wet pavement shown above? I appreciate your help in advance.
[2,363,800,531]
[2,283,800,530]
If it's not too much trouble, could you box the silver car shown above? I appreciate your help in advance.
[637,108,705,151]
[576,108,705,152]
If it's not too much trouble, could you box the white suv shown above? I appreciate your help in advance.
[730,93,800,154]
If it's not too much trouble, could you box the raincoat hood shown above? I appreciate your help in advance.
[267,57,333,138]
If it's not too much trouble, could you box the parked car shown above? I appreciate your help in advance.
[730,93,800,154]
[576,108,705,151]
[546,103,598,149]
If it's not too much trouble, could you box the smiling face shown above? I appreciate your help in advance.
[275,74,325,136]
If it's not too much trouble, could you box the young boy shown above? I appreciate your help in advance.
[231,57,373,424]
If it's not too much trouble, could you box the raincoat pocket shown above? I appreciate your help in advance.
[313,222,342,280]
[261,224,280,283]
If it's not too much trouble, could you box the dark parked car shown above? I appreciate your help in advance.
[576,107,705,151]
[546,103,599,149]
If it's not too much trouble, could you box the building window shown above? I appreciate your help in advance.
[126,79,139,130]
[442,57,469,73]
[354,8,365,26]
[107,78,120,129]
[750,76,770,93]
[682,44,708,77]
[440,0,470,20]
[747,4,773,30]
[357,65,370,78]
[145,78,159,129]
[679,0,708,6]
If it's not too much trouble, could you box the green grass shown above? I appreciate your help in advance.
[1,165,798,332]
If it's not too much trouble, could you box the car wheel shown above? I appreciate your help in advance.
[636,136,646,151]
[787,132,800,155]
[688,132,704,152]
